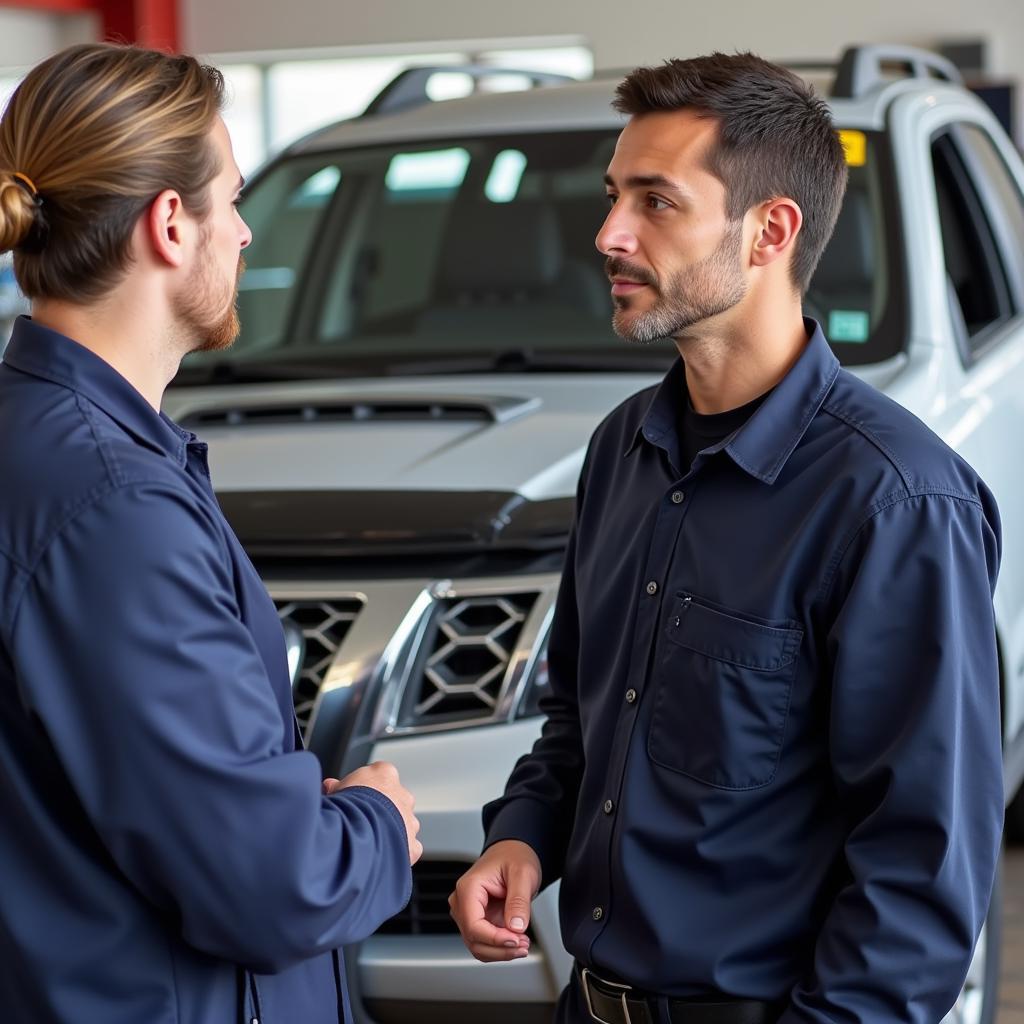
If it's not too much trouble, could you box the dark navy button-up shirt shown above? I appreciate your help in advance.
[0,318,410,1024]
[484,321,1003,1023]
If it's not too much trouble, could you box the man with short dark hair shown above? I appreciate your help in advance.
[0,44,419,1024]
[449,53,1003,1024]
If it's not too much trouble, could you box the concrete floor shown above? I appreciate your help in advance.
[1000,845,1024,1022]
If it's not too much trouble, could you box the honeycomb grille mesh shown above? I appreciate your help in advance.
[274,598,363,733]
[402,593,538,725]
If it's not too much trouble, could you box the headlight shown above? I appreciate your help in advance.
[515,629,550,719]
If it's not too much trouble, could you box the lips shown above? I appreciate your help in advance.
[610,279,649,296]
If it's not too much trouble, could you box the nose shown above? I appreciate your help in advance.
[238,216,253,251]
[595,203,638,258]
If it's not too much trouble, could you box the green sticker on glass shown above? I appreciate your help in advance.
[829,309,870,343]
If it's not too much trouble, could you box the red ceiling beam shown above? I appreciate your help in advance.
[0,0,94,12]
[0,0,179,51]
[97,0,178,51]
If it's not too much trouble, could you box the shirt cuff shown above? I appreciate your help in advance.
[331,785,414,906]
[483,797,565,890]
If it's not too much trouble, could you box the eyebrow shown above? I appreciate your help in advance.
[603,172,690,198]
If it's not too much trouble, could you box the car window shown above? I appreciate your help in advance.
[954,122,1024,307]
[931,128,1014,361]
[804,129,904,366]
[234,160,343,351]
[176,127,904,384]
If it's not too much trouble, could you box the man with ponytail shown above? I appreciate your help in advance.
[0,44,419,1024]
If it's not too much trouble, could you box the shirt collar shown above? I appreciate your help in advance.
[3,316,193,466]
[625,319,840,484]
[623,355,687,470]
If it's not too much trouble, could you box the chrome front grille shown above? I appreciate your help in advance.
[273,597,364,733]
[410,594,536,719]
[267,575,559,744]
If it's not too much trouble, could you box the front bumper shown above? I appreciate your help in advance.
[355,719,571,1021]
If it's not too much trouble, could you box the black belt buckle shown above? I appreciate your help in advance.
[581,966,635,1024]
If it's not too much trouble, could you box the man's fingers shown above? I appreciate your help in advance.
[465,913,524,949]
[450,881,527,950]
[467,940,530,963]
[322,777,342,794]
[503,864,538,933]
[466,919,528,949]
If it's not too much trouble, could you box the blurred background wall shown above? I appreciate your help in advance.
[183,0,1024,79]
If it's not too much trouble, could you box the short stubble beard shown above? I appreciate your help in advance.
[608,220,747,345]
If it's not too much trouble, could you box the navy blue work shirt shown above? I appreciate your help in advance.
[0,318,411,1024]
[484,321,1004,1023]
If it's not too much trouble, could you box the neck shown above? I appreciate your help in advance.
[675,293,808,414]
[30,290,185,412]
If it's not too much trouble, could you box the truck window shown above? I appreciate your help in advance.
[234,160,343,352]
[955,122,1024,308]
[931,130,1014,361]
[174,128,905,385]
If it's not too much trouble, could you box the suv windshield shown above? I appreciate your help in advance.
[174,126,902,385]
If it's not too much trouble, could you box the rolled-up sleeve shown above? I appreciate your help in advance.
[782,491,1003,1023]
[9,480,411,973]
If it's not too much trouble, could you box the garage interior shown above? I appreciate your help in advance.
[2,2,1024,1023]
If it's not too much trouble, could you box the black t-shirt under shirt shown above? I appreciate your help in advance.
[677,388,771,469]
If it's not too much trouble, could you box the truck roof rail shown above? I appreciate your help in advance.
[831,45,962,99]
[363,65,575,117]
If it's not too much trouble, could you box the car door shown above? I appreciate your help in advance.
[925,112,1024,772]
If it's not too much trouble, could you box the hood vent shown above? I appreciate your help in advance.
[178,394,540,430]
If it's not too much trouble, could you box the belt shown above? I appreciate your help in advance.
[574,963,780,1024]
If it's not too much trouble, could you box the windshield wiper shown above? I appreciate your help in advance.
[171,358,373,387]
[171,347,671,387]
[385,348,671,376]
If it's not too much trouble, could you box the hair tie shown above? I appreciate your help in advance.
[10,171,49,253]
[12,172,40,201]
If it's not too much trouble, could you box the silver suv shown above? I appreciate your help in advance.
[162,46,1024,1024]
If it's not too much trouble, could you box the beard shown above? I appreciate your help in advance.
[607,220,747,345]
[176,238,246,354]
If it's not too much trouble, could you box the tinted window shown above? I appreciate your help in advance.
[176,127,904,384]
[804,130,903,364]
[235,160,343,351]
[956,122,1024,304]
[931,130,1013,356]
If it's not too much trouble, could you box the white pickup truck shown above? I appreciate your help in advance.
[158,44,1024,1024]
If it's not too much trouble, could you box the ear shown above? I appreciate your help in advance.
[145,189,190,269]
[749,197,802,272]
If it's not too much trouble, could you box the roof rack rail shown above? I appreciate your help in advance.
[781,59,837,75]
[363,64,575,117]
[831,44,962,99]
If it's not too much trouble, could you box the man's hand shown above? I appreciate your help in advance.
[449,840,541,962]
[323,762,422,865]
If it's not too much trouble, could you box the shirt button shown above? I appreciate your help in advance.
[593,906,604,921]
[646,580,658,595]
[603,799,614,814]
[625,688,637,704]
[671,490,685,504]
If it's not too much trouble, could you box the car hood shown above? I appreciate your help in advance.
[163,373,659,556]
[163,360,902,557]
[165,373,657,499]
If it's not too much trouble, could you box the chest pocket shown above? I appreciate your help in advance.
[647,593,803,790]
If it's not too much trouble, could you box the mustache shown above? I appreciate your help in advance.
[605,257,658,289]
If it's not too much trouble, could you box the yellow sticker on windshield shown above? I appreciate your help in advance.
[838,130,867,167]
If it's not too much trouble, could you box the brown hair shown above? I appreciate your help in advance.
[0,43,225,302]
[613,53,848,293]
